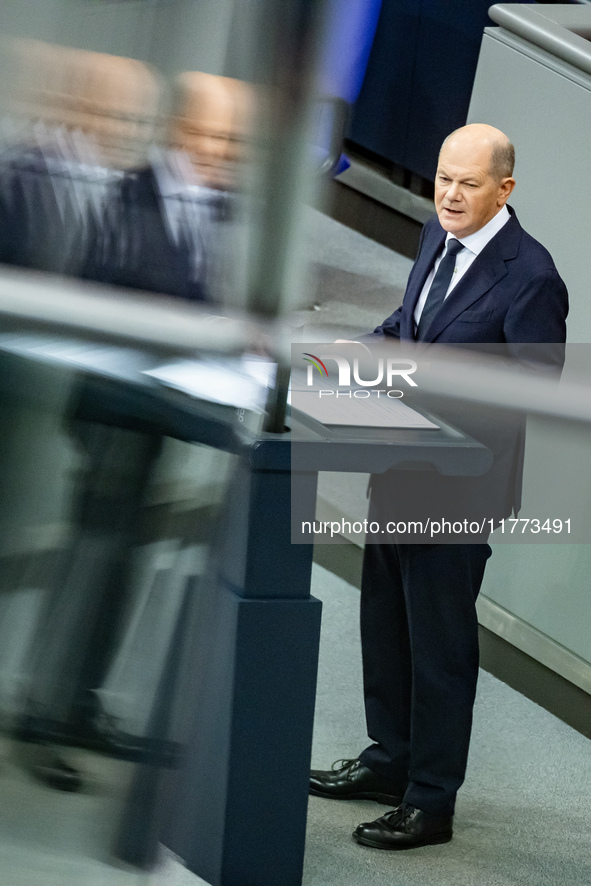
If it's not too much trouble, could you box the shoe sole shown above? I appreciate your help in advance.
[352,831,453,850]
[34,770,83,792]
[309,787,402,806]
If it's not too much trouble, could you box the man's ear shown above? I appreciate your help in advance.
[498,177,516,206]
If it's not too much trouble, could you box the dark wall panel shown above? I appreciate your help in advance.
[348,0,421,166]
[348,0,539,181]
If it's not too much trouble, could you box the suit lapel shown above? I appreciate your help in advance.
[422,211,522,342]
[401,223,446,339]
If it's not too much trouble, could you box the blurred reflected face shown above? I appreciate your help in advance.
[173,86,234,188]
[435,137,514,239]
[69,55,159,169]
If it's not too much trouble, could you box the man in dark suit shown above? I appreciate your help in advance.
[309,124,568,848]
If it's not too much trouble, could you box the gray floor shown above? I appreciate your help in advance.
[0,740,197,886]
[2,562,590,886]
[295,205,412,334]
[305,565,591,886]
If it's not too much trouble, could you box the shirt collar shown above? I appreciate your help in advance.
[446,204,510,256]
[149,146,202,199]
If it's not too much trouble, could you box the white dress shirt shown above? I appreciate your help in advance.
[413,205,510,330]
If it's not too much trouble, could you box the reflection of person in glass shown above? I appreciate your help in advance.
[0,43,159,276]
[18,63,252,773]
[16,62,256,791]
[310,125,568,849]
[82,70,252,304]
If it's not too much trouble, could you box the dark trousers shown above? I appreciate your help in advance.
[23,414,162,729]
[359,541,491,816]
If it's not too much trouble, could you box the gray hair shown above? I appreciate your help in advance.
[489,140,515,180]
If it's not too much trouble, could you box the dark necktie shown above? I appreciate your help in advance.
[416,238,464,340]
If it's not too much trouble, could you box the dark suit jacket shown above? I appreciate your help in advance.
[82,165,210,303]
[0,144,77,274]
[372,206,567,354]
[365,207,569,527]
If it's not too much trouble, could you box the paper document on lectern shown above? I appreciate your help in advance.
[293,384,439,429]
[145,356,276,409]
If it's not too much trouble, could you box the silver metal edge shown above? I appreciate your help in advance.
[480,24,591,92]
[476,593,591,695]
[335,157,435,225]
[488,4,591,77]
[0,266,253,354]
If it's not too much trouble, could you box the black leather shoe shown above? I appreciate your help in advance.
[310,758,403,805]
[16,712,181,768]
[20,744,83,792]
[353,803,453,850]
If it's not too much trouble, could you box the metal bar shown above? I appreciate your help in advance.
[0,266,253,354]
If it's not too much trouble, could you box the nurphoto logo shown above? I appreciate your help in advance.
[302,351,418,399]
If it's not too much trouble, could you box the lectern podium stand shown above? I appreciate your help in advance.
[0,335,491,886]
[155,406,491,886]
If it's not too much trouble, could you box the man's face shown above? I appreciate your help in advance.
[434,137,514,239]
[172,77,236,189]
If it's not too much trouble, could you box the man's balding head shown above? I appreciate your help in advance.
[171,72,253,189]
[435,124,516,239]
[441,124,515,181]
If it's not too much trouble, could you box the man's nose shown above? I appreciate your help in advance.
[446,182,462,201]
